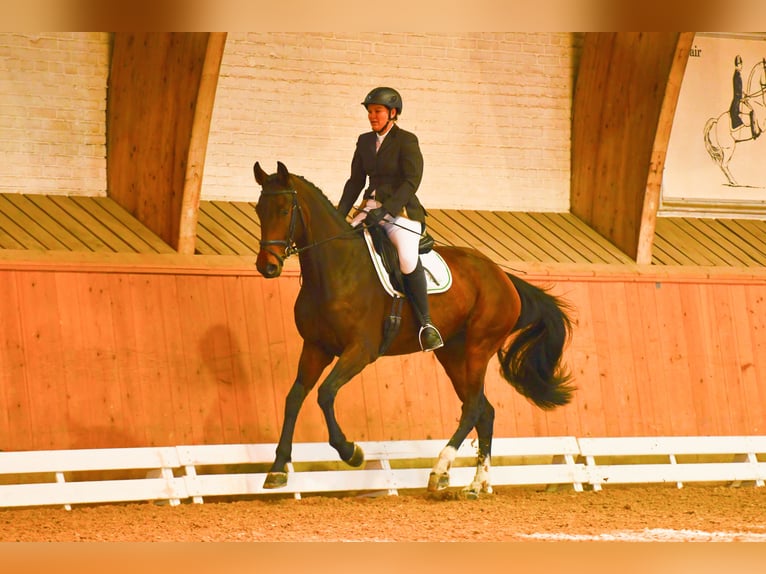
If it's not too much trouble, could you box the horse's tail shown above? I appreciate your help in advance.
[703,117,723,164]
[497,274,576,410]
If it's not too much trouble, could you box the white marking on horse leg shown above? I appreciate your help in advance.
[468,456,493,494]
[432,446,457,476]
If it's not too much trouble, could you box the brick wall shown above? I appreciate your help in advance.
[203,32,582,211]
[0,32,581,212]
[0,33,110,196]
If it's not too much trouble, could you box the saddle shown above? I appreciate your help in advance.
[364,226,451,297]
[363,226,452,356]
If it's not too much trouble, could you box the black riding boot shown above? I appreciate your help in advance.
[402,260,444,352]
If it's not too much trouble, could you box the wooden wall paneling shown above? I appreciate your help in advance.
[257,276,300,442]
[63,272,128,449]
[125,274,179,446]
[735,284,766,433]
[238,274,281,442]
[711,284,746,435]
[199,275,243,444]
[636,280,677,435]
[653,282,698,435]
[16,272,67,450]
[365,356,407,441]
[216,276,252,442]
[174,274,222,445]
[400,353,448,440]
[572,33,684,261]
[681,284,721,435]
[392,354,425,440]
[586,281,628,436]
[623,281,662,435]
[108,274,148,447]
[744,284,766,432]
[220,275,268,443]
[603,281,644,436]
[156,274,197,445]
[571,33,615,226]
[0,271,32,451]
[107,33,215,251]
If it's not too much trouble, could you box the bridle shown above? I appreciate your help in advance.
[258,188,303,266]
[257,185,427,264]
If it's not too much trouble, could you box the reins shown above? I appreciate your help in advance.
[257,188,425,260]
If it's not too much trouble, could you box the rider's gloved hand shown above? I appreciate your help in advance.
[364,207,389,226]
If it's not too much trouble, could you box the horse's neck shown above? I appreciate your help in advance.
[296,192,367,288]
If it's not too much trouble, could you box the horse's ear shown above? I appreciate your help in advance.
[277,161,290,187]
[253,162,268,186]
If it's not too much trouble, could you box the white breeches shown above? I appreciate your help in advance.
[351,199,423,274]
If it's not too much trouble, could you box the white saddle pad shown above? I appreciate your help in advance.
[362,229,452,297]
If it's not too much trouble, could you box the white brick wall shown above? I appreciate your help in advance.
[203,32,581,211]
[0,32,110,196]
[0,32,580,211]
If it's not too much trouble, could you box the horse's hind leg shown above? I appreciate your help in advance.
[264,343,334,489]
[429,344,494,494]
[464,394,495,498]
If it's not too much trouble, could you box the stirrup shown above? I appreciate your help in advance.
[418,323,444,352]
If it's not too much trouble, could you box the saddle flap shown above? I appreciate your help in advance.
[362,229,451,298]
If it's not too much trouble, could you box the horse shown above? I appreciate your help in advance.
[253,161,575,497]
[703,58,766,186]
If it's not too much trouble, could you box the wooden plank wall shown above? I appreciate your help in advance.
[1,259,764,453]
[571,33,693,261]
[107,33,226,252]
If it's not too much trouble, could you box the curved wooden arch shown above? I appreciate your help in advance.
[571,32,695,263]
[106,33,227,254]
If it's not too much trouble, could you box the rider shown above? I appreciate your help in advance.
[337,87,444,352]
[730,54,761,139]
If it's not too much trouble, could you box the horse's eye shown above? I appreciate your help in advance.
[280,209,290,216]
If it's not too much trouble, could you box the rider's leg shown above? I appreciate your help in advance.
[387,217,444,352]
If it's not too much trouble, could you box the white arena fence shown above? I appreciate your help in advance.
[1,436,765,510]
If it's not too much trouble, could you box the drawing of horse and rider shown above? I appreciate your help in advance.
[703,54,766,186]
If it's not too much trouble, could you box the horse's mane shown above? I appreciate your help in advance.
[290,173,354,230]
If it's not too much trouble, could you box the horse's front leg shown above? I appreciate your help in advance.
[264,343,334,489]
[316,345,377,467]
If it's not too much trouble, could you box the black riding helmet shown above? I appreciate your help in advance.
[362,87,403,116]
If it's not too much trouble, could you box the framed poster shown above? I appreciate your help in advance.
[661,33,766,216]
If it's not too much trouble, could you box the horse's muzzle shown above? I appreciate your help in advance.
[256,251,283,278]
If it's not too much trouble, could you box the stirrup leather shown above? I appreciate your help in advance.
[418,323,444,352]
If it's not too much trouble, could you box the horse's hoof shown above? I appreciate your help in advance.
[427,471,450,492]
[462,488,480,500]
[346,443,365,467]
[263,471,288,489]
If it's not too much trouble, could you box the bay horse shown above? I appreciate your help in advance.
[253,161,575,497]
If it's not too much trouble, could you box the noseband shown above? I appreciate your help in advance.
[258,188,303,265]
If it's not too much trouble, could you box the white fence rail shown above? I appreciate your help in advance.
[1,436,765,509]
